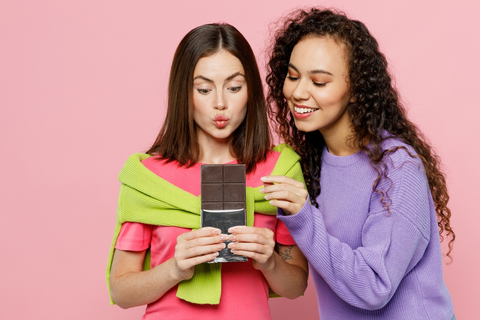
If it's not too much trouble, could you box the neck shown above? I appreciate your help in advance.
[199,151,236,164]
[197,135,236,164]
[324,138,358,156]
[321,127,358,157]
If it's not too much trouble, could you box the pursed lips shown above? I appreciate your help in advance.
[213,114,229,128]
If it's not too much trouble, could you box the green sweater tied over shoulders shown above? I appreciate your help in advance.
[106,144,304,305]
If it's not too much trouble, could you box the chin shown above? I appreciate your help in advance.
[294,121,320,133]
[211,132,234,141]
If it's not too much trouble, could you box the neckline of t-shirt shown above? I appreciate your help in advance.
[193,159,239,167]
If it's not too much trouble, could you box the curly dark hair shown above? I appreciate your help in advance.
[266,8,454,259]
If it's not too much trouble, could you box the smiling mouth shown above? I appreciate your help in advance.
[294,106,317,114]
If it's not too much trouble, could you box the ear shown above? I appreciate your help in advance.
[349,96,356,103]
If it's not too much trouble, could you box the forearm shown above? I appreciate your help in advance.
[279,204,429,309]
[110,257,181,309]
[261,251,308,299]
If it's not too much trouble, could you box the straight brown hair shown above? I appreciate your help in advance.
[147,23,271,173]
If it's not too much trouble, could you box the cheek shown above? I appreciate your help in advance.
[332,82,351,105]
[192,92,214,111]
[192,97,208,121]
[239,96,248,120]
[234,92,248,112]
[316,87,348,107]
[336,88,352,109]
[241,92,248,108]
[192,93,202,111]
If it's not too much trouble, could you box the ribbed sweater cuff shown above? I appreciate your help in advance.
[276,196,313,232]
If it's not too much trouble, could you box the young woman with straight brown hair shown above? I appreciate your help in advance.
[106,23,308,320]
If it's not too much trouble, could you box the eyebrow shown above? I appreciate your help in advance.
[288,63,333,76]
[193,72,245,83]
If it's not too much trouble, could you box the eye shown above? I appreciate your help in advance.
[228,86,242,93]
[286,75,299,81]
[197,88,211,95]
[313,82,326,87]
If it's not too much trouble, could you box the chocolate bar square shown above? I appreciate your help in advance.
[201,164,246,211]
[201,164,247,263]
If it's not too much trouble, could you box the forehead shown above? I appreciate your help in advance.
[193,50,244,77]
[290,36,348,73]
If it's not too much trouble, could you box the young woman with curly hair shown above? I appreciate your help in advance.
[261,8,456,320]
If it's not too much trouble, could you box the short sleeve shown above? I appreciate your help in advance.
[275,219,296,245]
[115,222,153,251]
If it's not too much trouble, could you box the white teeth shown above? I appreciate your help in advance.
[295,107,316,114]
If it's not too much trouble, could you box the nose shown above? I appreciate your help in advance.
[214,91,227,110]
[291,79,309,101]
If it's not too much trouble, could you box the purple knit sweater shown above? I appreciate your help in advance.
[278,139,454,319]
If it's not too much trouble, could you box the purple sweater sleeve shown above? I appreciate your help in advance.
[278,159,431,310]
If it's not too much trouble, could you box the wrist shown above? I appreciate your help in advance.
[258,253,279,273]
[166,258,187,283]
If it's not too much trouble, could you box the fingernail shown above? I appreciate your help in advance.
[228,227,236,233]
[264,194,270,200]
[260,176,267,181]
[218,243,226,249]
[228,235,235,240]
[213,252,219,257]
[259,188,264,194]
[212,229,220,234]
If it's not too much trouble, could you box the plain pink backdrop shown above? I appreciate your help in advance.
[1,0,478,319]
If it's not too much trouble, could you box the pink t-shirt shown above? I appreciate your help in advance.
[115,151,295,320]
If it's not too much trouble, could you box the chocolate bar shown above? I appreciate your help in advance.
[201,164,247,263]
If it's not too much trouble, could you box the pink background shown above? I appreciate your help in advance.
[1,1,478,319]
